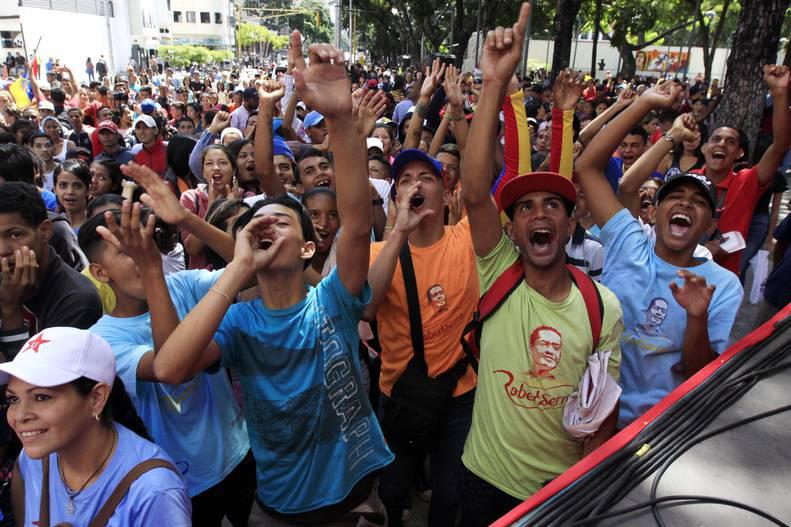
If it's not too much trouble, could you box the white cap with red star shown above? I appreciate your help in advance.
[0,327,116,387]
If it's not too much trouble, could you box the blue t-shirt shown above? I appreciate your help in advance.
[41,190,57,211]
[600,209,743,427]
[604,157,664,193]
[765,214,791,309]
[90,270,249,496]
[18,423,191,527]
[214,268,393,514]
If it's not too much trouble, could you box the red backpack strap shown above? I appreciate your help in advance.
[566,264,604,351]
[477,257,525,322]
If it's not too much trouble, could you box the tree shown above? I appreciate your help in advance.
[286,0,333,45]
[237,22,289,57]
[160,45,215,68]
[713,0,789,153]
[551,0,583,80]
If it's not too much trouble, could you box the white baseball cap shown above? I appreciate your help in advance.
[37,100,54,111]
[0,328,116,388]
[133,114,157,129]
[366,137,384,153]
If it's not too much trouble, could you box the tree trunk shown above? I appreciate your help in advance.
[591,0,602,77]
[454,0,466,68]
[713,0,789,154]
[784,36,791,68]
[618,43,637,78]
[551,0,582,81]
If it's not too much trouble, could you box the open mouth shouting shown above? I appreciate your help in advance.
[528,225,555,255]
[668,212,693,238]
[410,194,425,209]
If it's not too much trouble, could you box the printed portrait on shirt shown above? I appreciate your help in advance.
[636,297,669,336]
[426,283,448,313]
[526,325,562,379]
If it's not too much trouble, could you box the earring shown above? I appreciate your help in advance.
[94,414,100,421]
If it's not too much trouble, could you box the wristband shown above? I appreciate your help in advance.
[371,198,384,206]
[209,287,233,303]
[663,132,677,145]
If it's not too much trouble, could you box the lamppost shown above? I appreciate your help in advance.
[543,29,550,70]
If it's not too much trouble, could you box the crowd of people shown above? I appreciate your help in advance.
[0,2,788,526]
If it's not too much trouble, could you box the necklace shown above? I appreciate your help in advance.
[58,427,117,515]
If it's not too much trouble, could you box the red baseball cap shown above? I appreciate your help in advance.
[499,172,577,213]
[97,120,118,134]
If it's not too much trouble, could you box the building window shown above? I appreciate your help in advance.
[200,12,210,23]
[173,10,181,22]
[186,11,195,23]
[214,12,222,24]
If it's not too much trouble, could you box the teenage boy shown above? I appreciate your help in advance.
[695,65,789,273]
[80,187,254,527]
[27,132,58,191]
[132,114,167,177]
[0,182,101,360]
[459,6,623,524]
[94,120,135,165]
[575,79,744,430]
[149,35,393,524]
[364,149,478,526]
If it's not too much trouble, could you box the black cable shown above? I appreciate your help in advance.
[539,341,791,527]
[567,494,791,527]
[649,403,791,526]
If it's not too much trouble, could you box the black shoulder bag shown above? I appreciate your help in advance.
[381,241,469,451]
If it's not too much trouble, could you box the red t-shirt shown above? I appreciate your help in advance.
[133,140,168,177]
[692,166,770,273]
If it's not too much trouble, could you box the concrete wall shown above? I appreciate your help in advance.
[14,1,133,78]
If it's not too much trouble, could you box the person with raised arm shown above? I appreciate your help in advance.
[149,33,392,525]
[575,81,743,431]
[459,5,623,525]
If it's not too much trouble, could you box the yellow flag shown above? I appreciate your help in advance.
[8,78,32,109]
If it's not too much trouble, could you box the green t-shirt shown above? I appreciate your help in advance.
[462,234,623,499]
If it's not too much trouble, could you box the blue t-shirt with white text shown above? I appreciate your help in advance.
[600,209,743,427]
[214,268,393,514]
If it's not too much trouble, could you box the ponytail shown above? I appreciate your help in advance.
[71,376,152,441]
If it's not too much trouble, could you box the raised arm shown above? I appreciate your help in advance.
[254,79,288,197]
[403,59,445,151]
[443,66,469,154]
[576,82,683,228]
[461,3,530,257]
[122,163,236,262]
[618,113,697,217]
[97,201,177,382]
[549,69,584,177]
[292,32,371,297]
[361,183,433,321]
[152,216,276,385]
[755,65,790,186]
[578,87,636,147]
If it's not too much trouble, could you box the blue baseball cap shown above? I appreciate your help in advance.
[140,98,156,114]
[303,111,325,129]
[272,118,284,137]
[273,137,295,163]
[390,149,444,199]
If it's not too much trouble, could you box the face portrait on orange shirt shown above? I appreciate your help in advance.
[426,284,448,313]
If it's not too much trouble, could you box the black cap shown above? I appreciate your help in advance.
[655,172,717,214]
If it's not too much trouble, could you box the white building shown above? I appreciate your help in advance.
[0,0,134,79]
[166,0,236,49]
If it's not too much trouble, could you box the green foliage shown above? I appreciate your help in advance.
[159,45,214,68]
[237,22,289,49]
[287,0,333,45]
[209,50,233,63]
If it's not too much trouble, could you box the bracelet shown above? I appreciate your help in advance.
[372,198,384,206]
[663,132,677,145]
[209,287,233,303]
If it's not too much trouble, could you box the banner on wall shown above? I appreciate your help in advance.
[635,50,690,73]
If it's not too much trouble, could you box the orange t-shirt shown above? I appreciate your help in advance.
[370,219,479,397]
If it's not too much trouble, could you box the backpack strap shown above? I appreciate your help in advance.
[398,240,428,373]
[566,264,604,351]
[39,456,50,527]
[88,459,179,527]
[477,257,525,323]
